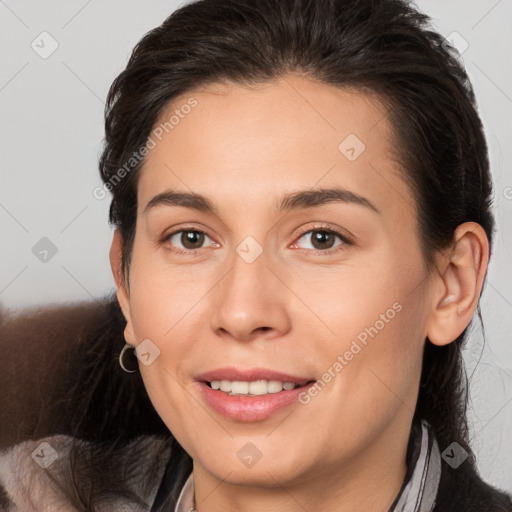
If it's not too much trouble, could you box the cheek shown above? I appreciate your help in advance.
[328,288,427,426]
[295,255,421,351]
[303,256,428,413]
[127,245,211,340]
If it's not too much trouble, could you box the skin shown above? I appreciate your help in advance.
[110,74,489,512]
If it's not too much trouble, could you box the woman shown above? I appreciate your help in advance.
[1,0,511,510]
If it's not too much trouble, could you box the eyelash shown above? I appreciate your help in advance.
[161,225,352,256]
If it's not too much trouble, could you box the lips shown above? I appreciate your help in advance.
[195,367,316,422]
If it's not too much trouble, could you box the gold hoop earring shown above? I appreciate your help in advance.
[119,343,138,373]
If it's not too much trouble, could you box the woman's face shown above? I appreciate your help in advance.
[115,75,438,489]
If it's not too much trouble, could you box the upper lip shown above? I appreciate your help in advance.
[196,367,314,386]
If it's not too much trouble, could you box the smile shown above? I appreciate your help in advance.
[195,368,316,422]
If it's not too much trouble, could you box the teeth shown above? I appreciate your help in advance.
[232,381,249,394]
[248,380,268,395]
[208,379,300,396]
[267,380,284,393]
[219,380,231,392]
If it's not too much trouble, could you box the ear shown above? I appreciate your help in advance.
[109,229,137,345]
[426,222,489,346]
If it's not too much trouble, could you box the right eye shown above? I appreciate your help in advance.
[164,229,217,252]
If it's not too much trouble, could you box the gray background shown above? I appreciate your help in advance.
[1,0,511,492]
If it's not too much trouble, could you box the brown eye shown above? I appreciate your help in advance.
[167,230,211,251]
[294,229,348,252]
[310,230,337,250]
[182,230,205,249]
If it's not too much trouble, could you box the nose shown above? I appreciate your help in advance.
[210,245,291,342]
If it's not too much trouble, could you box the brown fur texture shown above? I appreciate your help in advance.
[0,299,113,448]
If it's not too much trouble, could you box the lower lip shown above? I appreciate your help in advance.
[198,382,314,422]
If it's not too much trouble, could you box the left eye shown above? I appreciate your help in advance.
[166,230,214,250]
[294,229,346,251]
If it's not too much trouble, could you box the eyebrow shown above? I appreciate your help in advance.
[279,188,379,214]
[143,187,380,216]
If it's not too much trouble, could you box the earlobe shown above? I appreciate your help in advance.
[109,229,137,345]
[426,222,489,347]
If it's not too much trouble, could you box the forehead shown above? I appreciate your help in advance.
[137,75,414,219]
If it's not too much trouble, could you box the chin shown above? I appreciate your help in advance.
[195,440,316,487]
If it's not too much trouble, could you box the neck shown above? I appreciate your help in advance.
[192,415,413,512]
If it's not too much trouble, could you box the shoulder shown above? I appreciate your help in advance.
[434,459,512,512]
[0,434,172,512]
